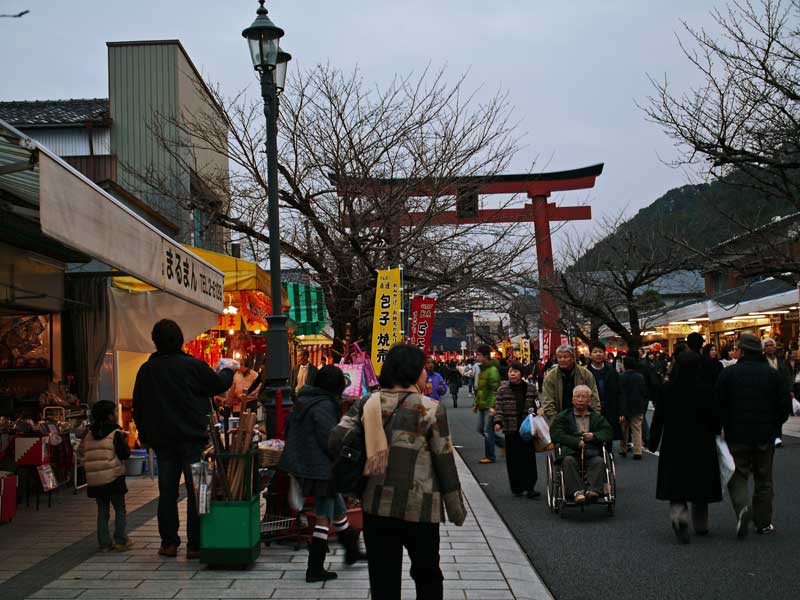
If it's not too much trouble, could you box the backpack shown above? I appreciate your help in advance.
[331,392,408,497]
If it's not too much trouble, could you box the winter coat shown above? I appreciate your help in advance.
[619,370,649,418]
[132,351,234,448]
[541,365,600,422]
[588,363,622,438]
[550,409,613,460]
[78,423,130,498]
[330,391,466,524]
[649,350,722,503]
[474,359,501,410]
[494,381,538,432]
[278,385,340,484]
[717,355,791,444]
[425,370,448,401]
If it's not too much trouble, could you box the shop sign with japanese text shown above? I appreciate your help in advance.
[407,296,436,354]
[163,241,224,313]
[371,267,403,374]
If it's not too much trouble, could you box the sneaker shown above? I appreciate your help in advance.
[574,491,586,504]
[585,490,600,503]
[479,458,495,464]
[736,507,750,539]
[671,519,690,544]
[756,524,775,535]
[112,540,134,552]
[774,437,782,448]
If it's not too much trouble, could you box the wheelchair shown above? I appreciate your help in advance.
[545,443,616,517]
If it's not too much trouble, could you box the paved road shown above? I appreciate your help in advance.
[444,387,798,600]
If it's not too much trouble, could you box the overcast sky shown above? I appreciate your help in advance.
[1,0,721,245]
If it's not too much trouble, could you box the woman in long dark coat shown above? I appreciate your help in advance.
[648,348,721,544]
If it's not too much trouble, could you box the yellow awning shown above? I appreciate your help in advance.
[295,333,334,346]
[113,245,289,311]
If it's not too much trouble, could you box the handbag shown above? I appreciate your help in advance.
[351,343,379,389]
[331,393,409,497]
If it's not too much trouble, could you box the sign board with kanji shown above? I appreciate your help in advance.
[371,267,404,375]
[407,296,436,354]
[163,240,225,314]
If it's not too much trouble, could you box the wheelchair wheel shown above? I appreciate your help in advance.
[546,455,558,513]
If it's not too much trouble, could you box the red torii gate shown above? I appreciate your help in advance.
[336,164,603,357]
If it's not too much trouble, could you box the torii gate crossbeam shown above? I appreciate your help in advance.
[335,163,604,357]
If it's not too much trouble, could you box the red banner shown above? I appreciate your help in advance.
[240,291,271,330]
[408,296,436,353]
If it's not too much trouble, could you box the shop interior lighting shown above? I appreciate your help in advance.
[732,316,758,320]
[642,330,657,336]
[228,329,236,335]
[688,317,710,322]
[253,329,261,335]
[755,310,789,315]
[723,331,735,335]
[723,319,739,323]
[760,326,771,331]
[669,321,695,325]
[746,313,768,317]
[233,351,242,360]
[223,305,239,315]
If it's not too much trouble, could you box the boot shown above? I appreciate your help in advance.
[306,537,338,583]
[338,527,367,565]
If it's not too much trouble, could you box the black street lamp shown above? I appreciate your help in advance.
[243,0,293,432]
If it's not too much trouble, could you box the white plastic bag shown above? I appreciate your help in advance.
[531,415,551,445]
[287,474,305,512]
[792,398,800,417]
[716,436,736,486]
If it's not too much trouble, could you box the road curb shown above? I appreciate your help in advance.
[454,451,554,600]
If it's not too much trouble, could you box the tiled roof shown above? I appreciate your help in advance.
[0,98,110,127]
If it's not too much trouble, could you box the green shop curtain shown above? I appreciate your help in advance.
[283,282,327,336]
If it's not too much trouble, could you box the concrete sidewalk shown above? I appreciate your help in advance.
[18,453,551,600]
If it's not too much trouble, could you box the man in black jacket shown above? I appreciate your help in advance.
[716,333,791,537]
[587,341,622,451]
[133,320,235,559]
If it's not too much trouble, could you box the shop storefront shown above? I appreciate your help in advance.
[0,119,224,500]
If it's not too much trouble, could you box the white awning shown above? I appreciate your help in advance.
[648,300,710,327]
[708,289,799,321]
[0,119,224,314]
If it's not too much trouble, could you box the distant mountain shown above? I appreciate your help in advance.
[576,174,797,269]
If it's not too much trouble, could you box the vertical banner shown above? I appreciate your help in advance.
[371,267,404,374]
[408,296,437,353]
[521,337,531,363]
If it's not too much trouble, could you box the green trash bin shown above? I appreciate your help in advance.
[200,449,261,566]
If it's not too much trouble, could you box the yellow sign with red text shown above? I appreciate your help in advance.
[371,267,403,375]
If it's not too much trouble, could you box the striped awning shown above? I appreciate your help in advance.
[284,282,328,336]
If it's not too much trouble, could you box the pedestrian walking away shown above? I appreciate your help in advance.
[619,355,648,459]
[278,365,366,583]
[445,359,461,408]
[330,344,466,600]
[649,342,721,544]
[78,400,132,552]
[494,360,541,498]
[472,344,503,463]
[132,319,236,559]
[716,333,791,537]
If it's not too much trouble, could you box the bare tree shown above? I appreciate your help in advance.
[136,65,537,344]
[644,0,800,284]
[544,215,691,352]
[0,10,29,18]
[644,0,800,208]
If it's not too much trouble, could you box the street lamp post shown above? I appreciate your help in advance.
[243,0,293,436]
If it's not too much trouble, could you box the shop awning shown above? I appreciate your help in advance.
[708,279,798,320]
[114,245,290,312]
[648,299,710,327]
[0,119,224,313]
[295,333,334,346]
[284,281,328,336]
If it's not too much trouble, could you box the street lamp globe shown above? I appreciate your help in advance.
[273,47,292,93]
[242,0,284,72]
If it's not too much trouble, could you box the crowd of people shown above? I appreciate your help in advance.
[76,318,794,600]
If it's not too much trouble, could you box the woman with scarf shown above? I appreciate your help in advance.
[331,344,466,600]
[494,361,540,498]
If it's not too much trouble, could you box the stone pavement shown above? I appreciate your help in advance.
[0,477,161,588]
[4,453,551,600]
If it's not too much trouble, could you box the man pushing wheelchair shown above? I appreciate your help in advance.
[550,385,614,504]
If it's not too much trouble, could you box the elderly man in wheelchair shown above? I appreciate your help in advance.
[550,385,614,505]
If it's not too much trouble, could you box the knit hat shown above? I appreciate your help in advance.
[737,333,763,354]
[686,332,704,352]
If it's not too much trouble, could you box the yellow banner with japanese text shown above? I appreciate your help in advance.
[371,267,404,375]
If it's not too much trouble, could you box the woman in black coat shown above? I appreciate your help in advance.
[649,349,722,544]
[278,365,365,582]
